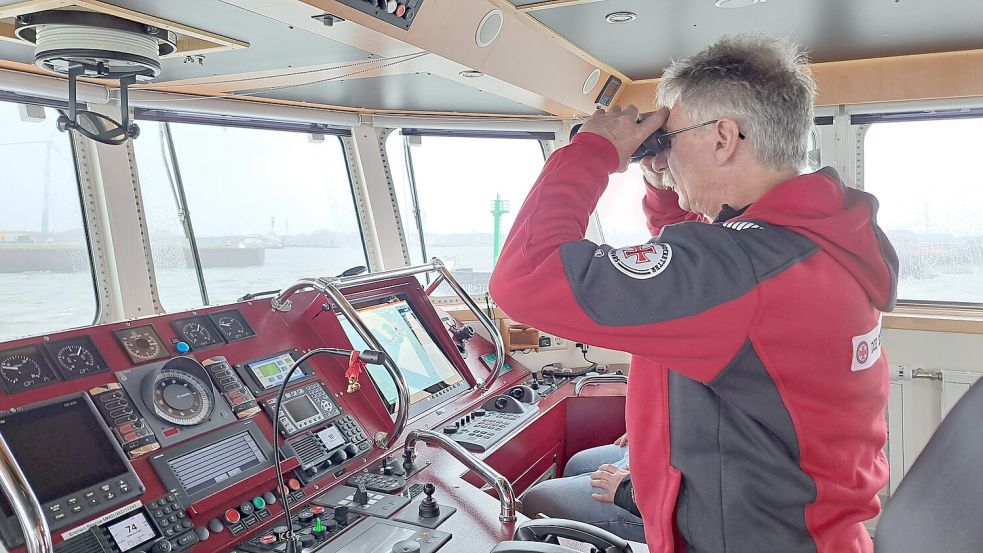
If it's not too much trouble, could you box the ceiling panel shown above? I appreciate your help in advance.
[256,73,548,115]
[0,0,374,82]
[514,0,983,81]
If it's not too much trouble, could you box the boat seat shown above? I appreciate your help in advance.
[874,378,983,552]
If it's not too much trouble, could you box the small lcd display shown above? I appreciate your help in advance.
[245,353,306,390]
[107,512,157,552]
[283,395,319,425]
[316,426,345,450]
[0,395,131,504]
[339,299,463,410]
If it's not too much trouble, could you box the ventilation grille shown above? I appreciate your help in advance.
[56,532,101,553]
[288,435,328,469]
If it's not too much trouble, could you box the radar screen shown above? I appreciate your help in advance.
[42,335,109,380]
[113,325,169,365]
[0,345,59,394]
[208,309,255,342]
[171,315,223,350]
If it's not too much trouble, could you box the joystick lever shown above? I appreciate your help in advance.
[353,483,370,506]
[418,483,440,519]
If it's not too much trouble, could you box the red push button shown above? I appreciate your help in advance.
[224,509,241,524]
[310,505,324,515]
[395,4,406,17]
[119,423,135,434]
[287,478,301,491]
[260,535,277,545]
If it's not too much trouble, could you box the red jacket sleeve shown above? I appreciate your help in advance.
[489,132,755,383]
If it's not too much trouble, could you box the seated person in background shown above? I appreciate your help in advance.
[519,434,644,542]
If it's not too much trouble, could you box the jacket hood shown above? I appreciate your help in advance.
[743,167,899,311]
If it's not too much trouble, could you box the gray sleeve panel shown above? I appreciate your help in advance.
[559,221,819,327]
[669,341,817,553]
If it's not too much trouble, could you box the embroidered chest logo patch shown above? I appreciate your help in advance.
[851,316,882,372]
[608,243,672,279]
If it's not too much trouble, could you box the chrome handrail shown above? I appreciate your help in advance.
[0,432,52,553]
[402,429,516,523]
[574,374,628,396]
[271,259,507,392]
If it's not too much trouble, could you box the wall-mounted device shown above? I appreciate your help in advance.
[0,394,145,549]
[331,0,425,30]
[261,381,341,437]
[116,356,233,448]
[594,75,622,107]
[236,350,313,396]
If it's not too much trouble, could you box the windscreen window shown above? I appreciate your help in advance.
[133,121,367,310]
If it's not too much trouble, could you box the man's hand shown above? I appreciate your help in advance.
[579,106,668,173]
[590,464,630,503]
[613,433,628,447]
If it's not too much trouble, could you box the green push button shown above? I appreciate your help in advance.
[252,496,266,510]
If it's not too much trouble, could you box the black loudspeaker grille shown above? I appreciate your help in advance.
[55,532,101,553]
[289,435,327,469]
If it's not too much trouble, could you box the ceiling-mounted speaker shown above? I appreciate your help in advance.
[476,9,503,48]
[583,68,601,95]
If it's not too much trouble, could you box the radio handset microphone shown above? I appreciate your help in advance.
[271,347,388,552]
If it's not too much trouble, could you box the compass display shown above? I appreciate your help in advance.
[42,335,108,380]
[114,326,169,364]
[0,345,58,394]
[141,357,215,426]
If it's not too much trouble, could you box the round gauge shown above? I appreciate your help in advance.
[121,331,161,360]
[181,321,215,348]
[56,344,96,375]
[147,365,214,426]
[0,355,42,385]
[216,315,248,340]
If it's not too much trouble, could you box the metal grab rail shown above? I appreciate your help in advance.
[271,259,507,391]
[402,429,517,523]
[0,433,52,553]
[574,374,628,396]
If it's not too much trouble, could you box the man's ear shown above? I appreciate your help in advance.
[712,118,742,163]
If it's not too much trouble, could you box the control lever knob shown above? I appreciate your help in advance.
[297,510,314,524]
[344,443,359,457]
[353,484,370,506]
[393,540,422,553]
[330,449,349,464]
[152,539,173,553]
[494,396,509,410]
[419,483,439,519]
[334,505,349,525]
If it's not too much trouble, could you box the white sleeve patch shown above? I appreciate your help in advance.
[608,243,673,280]
[851,315,882,372]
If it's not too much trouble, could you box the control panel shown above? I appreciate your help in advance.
[443,393,539,453]
[261,381,341,437]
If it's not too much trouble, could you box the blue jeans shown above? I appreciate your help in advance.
[519,444,645,542]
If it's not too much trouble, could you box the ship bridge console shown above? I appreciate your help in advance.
[0,264,631,553]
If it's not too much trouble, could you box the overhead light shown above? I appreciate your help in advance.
[604,11,637,24]
[460,70,484,78]
[714,0,761,8]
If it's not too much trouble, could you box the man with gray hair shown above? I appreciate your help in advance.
[489,34,899,553]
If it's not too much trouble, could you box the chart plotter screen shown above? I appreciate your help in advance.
[338,299,463,410]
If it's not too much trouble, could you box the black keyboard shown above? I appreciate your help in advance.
[345,471,406,493]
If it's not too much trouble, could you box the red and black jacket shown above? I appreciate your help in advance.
[489,132,899,553]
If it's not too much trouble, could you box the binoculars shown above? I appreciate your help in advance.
[570,123,670,162]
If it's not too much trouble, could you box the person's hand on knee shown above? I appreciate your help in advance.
[590,464,630,503]
[613,433,628,447]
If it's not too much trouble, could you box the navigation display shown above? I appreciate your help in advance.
[338,299,463,410]
[283,395,319,426]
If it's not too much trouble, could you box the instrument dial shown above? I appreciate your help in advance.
[0,346,58,394]
[143,357,215,426]
[171,316,223,350]
[43,335,109,380]
[114,326,169,364]
[209,309,255,342]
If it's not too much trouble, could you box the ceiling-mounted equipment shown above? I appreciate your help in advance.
[15,10,176,145]
[332,0,425,30]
